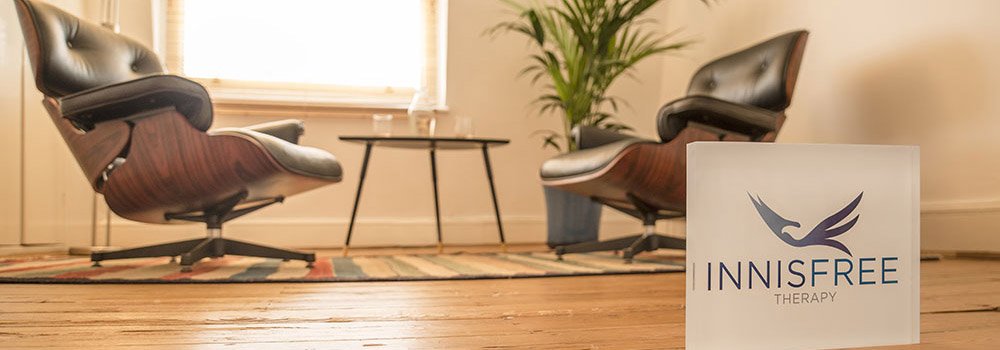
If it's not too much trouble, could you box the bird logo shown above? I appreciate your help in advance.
[748,192,863,256]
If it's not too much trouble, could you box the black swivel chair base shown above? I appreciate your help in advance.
[91,193,316,272]
[555,195,686,263]
[555,226,686,264]
[91,235,316,272]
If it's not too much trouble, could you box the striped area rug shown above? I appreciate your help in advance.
[0,252,683,283]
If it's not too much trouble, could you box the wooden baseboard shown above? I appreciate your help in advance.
[0,244,67,257]
[922,208,1000,253]
[102,215,687,249]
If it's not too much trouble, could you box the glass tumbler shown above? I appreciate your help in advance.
[372,114,393,136]
[454,117,474,138]
[408,91,436,136]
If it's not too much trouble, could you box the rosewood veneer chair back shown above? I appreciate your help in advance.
[14,0,343,271]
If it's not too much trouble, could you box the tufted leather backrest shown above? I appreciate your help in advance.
[13,0,164,98]
[687,30,809,112]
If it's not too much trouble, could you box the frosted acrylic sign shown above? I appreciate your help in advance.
[686,142,920,350]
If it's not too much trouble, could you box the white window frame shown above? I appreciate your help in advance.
[157,0,448,116]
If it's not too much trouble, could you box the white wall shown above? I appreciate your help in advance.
[659,0,1000,251]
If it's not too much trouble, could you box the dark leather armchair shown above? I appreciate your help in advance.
[14,0,343,271]
[540,30,809,262]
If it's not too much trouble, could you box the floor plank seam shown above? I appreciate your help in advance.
[921,305,999,315]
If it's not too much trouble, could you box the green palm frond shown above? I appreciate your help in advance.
[490,0,694,151]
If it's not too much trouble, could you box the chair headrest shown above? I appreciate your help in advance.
[687,30,809,112]
[13,0,165,97]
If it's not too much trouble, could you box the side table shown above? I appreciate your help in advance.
[338,136,511,255]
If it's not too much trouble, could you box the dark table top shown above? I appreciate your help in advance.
[339,136,510,150]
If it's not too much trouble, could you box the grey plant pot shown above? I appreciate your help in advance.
[543,186,602,248]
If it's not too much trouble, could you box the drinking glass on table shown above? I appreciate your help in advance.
[454,116,474,138]
[372,114,393,137]
[407,91,436,136]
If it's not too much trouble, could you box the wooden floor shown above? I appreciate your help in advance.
[0,245,998,349]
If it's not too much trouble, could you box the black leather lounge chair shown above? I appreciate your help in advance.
[14,0,343,271]
[540,30,809,262]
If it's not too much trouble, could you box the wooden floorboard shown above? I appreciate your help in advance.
[0,246,997,349]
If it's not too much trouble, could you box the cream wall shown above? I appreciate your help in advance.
[8,0,997,253]
[659,0,1000,251]
[96,0,679,248]
[0,1,23,245]
[0,0,94,254]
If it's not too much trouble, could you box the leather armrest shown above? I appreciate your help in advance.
[58,74,213,131]
[208,127,342,181]
[656,95,780,142]
[235,119,305,144]
[573,125,643,150]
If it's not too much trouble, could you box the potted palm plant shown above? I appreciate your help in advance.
[490,0,690,247]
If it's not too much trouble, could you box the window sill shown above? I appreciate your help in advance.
[209,93,449,119]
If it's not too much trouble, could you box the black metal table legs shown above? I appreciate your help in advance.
[429,146,444,253]
[342,142,507,256]
[343,142,373,256]
[482,145,507,252]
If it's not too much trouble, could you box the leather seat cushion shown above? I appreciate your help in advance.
[59,74,213,131]
[210,128,343,181]
[539,138,653,180]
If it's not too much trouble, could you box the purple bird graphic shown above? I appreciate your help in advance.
[748,192,863,256]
